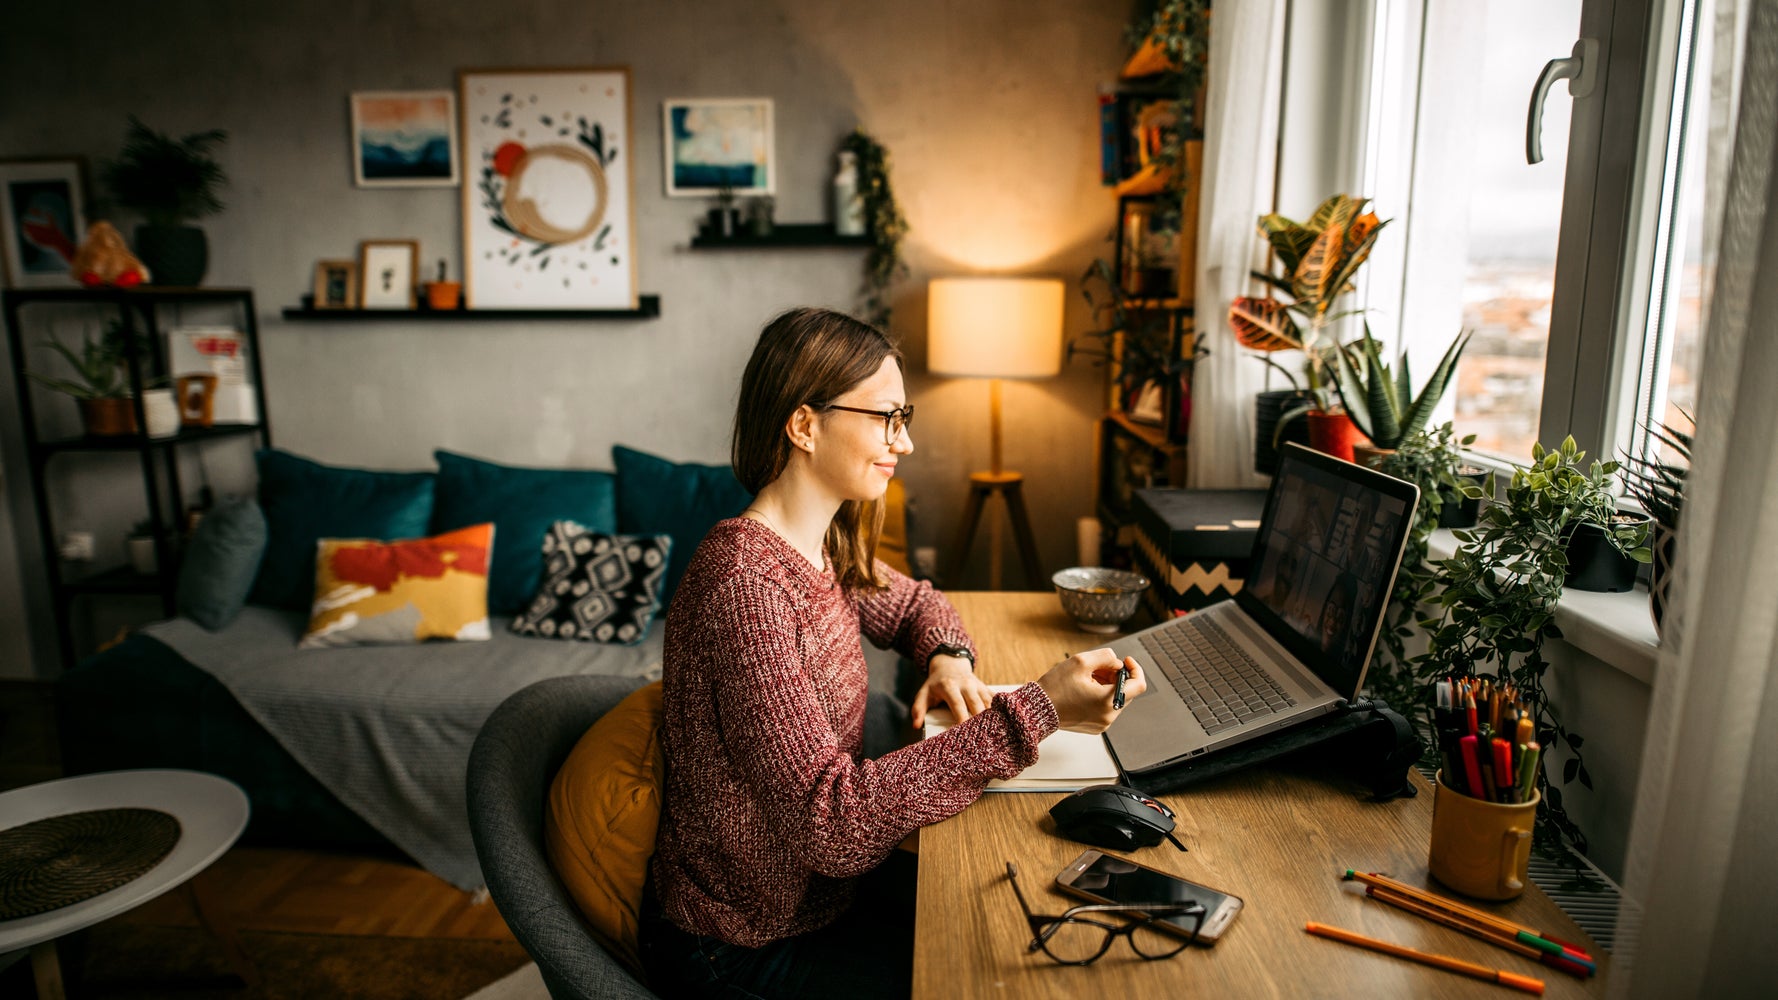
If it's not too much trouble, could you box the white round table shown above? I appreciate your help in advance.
[0,770,251,995]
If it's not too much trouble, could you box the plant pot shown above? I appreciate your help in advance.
[1650,521,1677,638]
[141,388,180,438]
[1253,389,1312,476]
[78,397,137,436]
[1437,467,1491,529]
[134,224,208,287]
[424,281,461,311]
[127,535,157,575]
[1350,442,1395,469]
[1305,410,1364,463]
[1562,513,1651,592]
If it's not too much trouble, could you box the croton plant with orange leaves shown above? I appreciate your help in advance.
[1228,194,1388,411]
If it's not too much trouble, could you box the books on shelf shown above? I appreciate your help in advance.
[923,685,1119,792]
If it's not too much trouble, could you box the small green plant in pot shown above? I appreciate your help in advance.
[101,115,228,286]
[1415,436,1647,862]
[25,320,159,436]
[1620,412,1692,635]
[1334,325,1472,468]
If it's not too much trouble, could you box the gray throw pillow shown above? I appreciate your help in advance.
[176,496,269,631]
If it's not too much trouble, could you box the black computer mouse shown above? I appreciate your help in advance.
[1048,784,1182,851]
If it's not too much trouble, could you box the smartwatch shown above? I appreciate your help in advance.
[929,642,976,672]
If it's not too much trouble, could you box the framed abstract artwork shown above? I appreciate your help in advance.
[357,240,419,309]
[350,91,459,187]
[662,98,774,197]
[458,67,636,309]
[0,159,88,288]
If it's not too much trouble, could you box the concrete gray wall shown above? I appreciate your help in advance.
[0,0,1130,675]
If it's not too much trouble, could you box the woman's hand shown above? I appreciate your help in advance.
[1035,649,1147,734]
[911,655,995,729]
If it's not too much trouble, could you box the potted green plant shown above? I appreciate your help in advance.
[1334,325,1472,468]
[1071,258,1206,440]
[1228,195,1388,463]
[1416,436,1647,858]
[839,129,909,328]
[100,115,228,286]
[25,321,147,436]
[1620,413,1691,635]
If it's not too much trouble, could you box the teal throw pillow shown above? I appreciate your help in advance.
[175,496,268,631]
[612,445,753,607]
[431,450,617,615]
[249,449,436,611]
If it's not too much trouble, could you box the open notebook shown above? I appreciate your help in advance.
[921,684,1119,792]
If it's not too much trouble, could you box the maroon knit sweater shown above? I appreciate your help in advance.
[650,518,1059,947]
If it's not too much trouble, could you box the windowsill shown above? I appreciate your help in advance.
[1425,529,1659,685]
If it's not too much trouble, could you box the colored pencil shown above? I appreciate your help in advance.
[1305,922,1545,994]
[1363,887,1595,979]
[1342,870,1593,961]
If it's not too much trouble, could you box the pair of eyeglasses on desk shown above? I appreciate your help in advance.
[1004,861,1206,965]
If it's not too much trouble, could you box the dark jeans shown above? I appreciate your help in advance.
[638,850,917,1000]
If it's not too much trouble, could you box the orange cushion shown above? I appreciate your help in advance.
[300,523,493,647]
[544,680,664,974]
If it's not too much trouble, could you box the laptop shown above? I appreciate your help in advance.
[1104,443,1419,775]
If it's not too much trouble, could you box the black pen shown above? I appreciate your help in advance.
[1112,660,1131,710]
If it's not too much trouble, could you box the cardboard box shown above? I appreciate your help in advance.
[1132,488,1268,618]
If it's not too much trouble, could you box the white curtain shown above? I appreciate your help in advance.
[1186,0,1285,490]
[1611,0,1778,993]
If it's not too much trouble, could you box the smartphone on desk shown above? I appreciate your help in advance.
[1055,850,1244,945]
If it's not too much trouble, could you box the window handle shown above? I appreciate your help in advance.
[1526,38,1600,164]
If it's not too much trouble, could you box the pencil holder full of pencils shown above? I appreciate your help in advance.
[1428,771,1541,900]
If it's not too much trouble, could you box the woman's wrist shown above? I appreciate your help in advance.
[927,642,975,675]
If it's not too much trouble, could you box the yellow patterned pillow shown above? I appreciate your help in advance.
[300,523,493,648]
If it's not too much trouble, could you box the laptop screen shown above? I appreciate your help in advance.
[1237,445,1418,700]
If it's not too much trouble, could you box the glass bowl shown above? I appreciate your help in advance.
[1051,567,1150,634]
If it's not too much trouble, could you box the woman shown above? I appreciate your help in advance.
[639,308,1145,998]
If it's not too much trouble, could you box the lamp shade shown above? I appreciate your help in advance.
[927,277,1065,378]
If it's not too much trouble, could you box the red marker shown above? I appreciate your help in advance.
[1459,735,1486,800]
[1492,738,1516,797]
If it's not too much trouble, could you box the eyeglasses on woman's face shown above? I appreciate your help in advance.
[1003,861,1205,965]
[823,403,914,445]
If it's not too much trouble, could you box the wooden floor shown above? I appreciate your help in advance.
[0,679,516,942]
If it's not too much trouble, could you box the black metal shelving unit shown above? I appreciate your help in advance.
[281,294,661,322]
[3,286,273,669]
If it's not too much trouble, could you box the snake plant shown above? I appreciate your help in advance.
[1333,325,1471,450]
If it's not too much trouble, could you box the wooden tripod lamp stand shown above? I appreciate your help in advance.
[929,277,1064,589]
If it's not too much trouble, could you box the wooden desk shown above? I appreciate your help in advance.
[913,593,1607,999]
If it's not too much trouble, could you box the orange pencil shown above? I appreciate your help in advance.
[1305,922,1544,994]
[1364,886,1544,958]
[1342,870,1593,960]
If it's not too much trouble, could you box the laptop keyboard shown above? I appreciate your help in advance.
[1140,616,1297,736]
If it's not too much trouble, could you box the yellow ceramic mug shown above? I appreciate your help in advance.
[1428,770,1540,900]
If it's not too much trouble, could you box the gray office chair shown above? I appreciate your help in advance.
[467,674,660,1000]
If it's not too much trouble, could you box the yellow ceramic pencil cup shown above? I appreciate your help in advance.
[1428,770,1540,900]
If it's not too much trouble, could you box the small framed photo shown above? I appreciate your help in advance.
[351,91,459,187]
[0,159,89,288]
[357,240,419,309]
[662,98,774,197]
[312,259,358,309]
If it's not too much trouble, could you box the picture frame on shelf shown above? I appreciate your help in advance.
[459,67,637,310]
[662,98,774,197]
[350,91,459,187]
[0,158,88,288]
[357,240,419,309]
[312,259,358,309]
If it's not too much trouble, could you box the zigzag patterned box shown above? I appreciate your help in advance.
[1132,488,1268,619]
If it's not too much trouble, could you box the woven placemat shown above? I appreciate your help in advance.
[0,808,182,921]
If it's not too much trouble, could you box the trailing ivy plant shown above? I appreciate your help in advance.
[1414,437,1649,860]
[1125,0,1212,176]
[839,129,908,329]
[1367,423,1487,729]
[1069,258,1205,404]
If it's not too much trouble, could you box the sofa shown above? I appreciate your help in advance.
[56,445,761,890]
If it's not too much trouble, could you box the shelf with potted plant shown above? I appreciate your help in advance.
[4,285,271,668]
[281,296,663,322]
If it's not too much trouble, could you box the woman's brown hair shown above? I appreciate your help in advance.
[732,307,901,590]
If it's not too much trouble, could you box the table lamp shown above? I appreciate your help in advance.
[928,276,1064,589]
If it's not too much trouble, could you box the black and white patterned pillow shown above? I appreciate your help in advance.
[510,522,671,645]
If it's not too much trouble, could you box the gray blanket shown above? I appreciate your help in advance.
[144,607,662,890]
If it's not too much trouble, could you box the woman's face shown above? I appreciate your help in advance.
[806,355,913,503]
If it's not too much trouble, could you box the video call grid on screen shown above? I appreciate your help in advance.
[1247,461,1409,682]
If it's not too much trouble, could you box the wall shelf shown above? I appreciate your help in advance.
[689,224,869,250]
[281,295,661,321]
[35,423,263,455]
